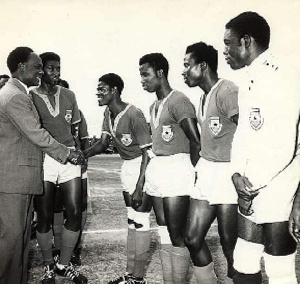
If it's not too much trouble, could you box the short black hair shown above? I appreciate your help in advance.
[59,79,69,89]
[0,74,10,80]
[139,53,169,77]
[225,11,270,50]
[39,52,60,67]
[98,73,124,94]
[7,46,34,73]
[186,42,218,73]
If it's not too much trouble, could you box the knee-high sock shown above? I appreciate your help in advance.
[59,227,80,266]
[171,246,190,284]
[133,230,152,278]
[193,262,217,284]
[126,227,136,274]
[36,230,54,265]
[159,244,173,284]
[53,212,64,250]
[75,210,88,249]
[264,252,297,284]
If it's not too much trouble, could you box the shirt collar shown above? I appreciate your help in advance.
[15,78,30,94]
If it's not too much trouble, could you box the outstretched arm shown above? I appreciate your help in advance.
[83,132,111,159]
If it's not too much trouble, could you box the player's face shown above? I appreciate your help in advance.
[96,81,113,106]
[139,63,160,93]
[42,60,61,86]
[223,28,247,70]
[182,52,202,87]
[21,52,44,87]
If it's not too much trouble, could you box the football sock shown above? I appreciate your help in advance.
[59,227,80,265]
[171,246,190,283]
[36,230,54,265]
[133,230,151,278]
[53,212,64,250]
[159,244,173,284]
[126,228,136,274]
[193,262,217,284]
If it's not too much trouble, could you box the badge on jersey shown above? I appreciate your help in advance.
[209,117,222,135]
[121,134,132,146]
[162,125,173,142]
[249,108,264,130]
[65,110,73,123]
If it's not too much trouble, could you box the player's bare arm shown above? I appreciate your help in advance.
[71,122,81,148]
[180,117,201,166]
[132,146,151,209]
[83,133,110,159]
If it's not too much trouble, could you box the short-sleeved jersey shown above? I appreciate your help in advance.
[198,79,238,162]
[31,86,81,147]
[150,90,197,156]
[231,50,300,188]
[102,104,152,160]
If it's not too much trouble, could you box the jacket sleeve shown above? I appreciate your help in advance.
[5,92,69,164]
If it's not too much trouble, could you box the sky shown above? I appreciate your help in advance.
[1,0,300,136]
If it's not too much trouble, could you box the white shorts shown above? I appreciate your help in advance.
[191,158,238,205]
[121,156,143,195]
[244,158,300,224]
[144,153,195,198]
[43,154,81,184]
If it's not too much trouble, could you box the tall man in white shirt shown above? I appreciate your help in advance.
[223,11,300,284]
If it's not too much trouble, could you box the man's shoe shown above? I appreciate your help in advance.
[56,263,87,284]
[71,248,82,266]
[108,273,133,284]
[41,263,56,284]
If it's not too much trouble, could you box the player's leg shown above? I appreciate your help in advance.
[233,214,264,284]
[152,196,173,284]
[132,192,153,283]
[164,195,191,284]
[263,221,297,284]
[56,177,87,283]
[71,173,88,266]
[217,204,238,279]
[184,198,218,284]
[53,185,64,261]
[35,181,57,283]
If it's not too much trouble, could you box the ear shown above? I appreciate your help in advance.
[19,63,25,72]
[241,34,251,48]
[157,69,163,78]
[199,61,207,70]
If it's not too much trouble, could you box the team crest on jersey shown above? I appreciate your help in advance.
[249,108,264,130]
[121,134,132,146]
[209,117,222,135]
[162,125,173,142]
[65,110,72,123]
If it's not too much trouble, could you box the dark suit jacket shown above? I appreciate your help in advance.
[0,78,69,195]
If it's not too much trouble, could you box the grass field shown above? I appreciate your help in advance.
[28,155,299,284]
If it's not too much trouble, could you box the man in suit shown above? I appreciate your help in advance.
[0,46,84,284]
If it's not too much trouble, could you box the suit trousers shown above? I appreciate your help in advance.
[0,193,33,284]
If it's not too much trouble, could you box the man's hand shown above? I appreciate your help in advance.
[67,149,85,165]
[289,203,300,243]
[232,173,261,216]
[131,183,144,210]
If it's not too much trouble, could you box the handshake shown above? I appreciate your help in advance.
[67,149,86,165]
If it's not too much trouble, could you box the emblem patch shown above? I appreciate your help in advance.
[209,117,222,135]
[121,134,132,146]
[249,108,264,130]
[65,110,72,123]
[162,125,173,142]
